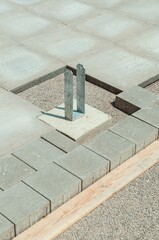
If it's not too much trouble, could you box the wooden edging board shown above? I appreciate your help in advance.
[14,140,159,240]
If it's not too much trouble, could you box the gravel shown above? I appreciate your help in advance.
[18,74,126,125]
[56,162,159,240]
[146,80,159,95]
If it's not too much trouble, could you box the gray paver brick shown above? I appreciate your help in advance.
[42,130,79,153]
[0,214,15,240]
[55,146,110,190]
[13,138,66,170]
[23,163,81,211]
[115,86,159,114]
[133,106,159,132]
[84,130,135,170]
[109,116,158,153]
[0,154,35,190]
[0,182,50,236]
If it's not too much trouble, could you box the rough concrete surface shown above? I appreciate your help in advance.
[56,163,159,240]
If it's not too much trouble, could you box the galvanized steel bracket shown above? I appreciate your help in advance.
[64,64,85,121]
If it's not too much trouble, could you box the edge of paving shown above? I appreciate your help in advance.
[13,140,159,240]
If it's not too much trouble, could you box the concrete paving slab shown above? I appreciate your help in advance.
[78,0,125,9]
[109,116,158,152]
[0,90,52,157]
[22,26,110,63]
[0,11,51,41]
[0,34,15,50]
[12,138,66,170]
[0,154,35,190]
[133,107,159,131]
[0,214,15,240]
[69,46,159,91]
[116,0,159,26]
[10,0,45,6]
[0,182,50,235]
[42,130,79,153]
[75,10,149,43]
[55,146,110,190]
[84,130,135,170]
[0,0,21,14]
[0,45,65,91]
[31,0,96,25]
[38,100,112,143]
[23,163,81,211]
[120,27,159,61]
[115,86,159,114]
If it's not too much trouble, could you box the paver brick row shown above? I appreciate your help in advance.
[0,213,15,240]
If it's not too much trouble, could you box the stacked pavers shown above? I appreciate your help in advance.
[0,86,159,240]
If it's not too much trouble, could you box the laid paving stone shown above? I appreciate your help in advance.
[0,154,35,190]
[115,86,159,114]
[109,116,158,153]
[133,106,159,132]
[31,0,95,24]
[12,138,65,170]
[69,46,159,91]
[76,10,148,43]
[79,0,125,9]
[0,45,65,92]
[42,130,79,153]
[84,130,135,170]
[0,214,15,240]
[0,90,52,157]
[10,0,44,6]
[0,182,50,236]
[23,163,81,211]
[55,146,110,190]
[0,0,20,14]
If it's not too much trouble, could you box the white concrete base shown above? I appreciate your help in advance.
[38,100,112,143]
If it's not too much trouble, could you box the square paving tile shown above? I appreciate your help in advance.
[0,154,35,190]
[55,146,110,190]
[31,0,96,24]
[0,11,51,41]
[0,214,15,240]
[84,130,135,170]
[76,10,149,42]
[0,34,15,50]
[0,0,20,14]
[78,0,125,9]
[0,182,50,235]
[69,46,159,91]
[22,26,109,63]
[116,0,159,26]
[0,45,64,91]
[0,90,52,157]
[10,0,45,6]
[110,116,158,152]
[23,163,81,211]
[13,138,66,170]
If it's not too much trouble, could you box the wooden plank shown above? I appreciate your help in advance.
[14,140,159,240]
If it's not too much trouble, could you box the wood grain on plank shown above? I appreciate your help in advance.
[14,140,159,240]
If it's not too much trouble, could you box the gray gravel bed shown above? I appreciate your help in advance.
[18,74,126,125]
[146,80,159,95]
[56,162,159,240]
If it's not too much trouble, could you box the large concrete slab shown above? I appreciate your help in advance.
[0,182,50,235]
[23,163,81,211]
[42,130,79,153]
[75,10,149,43]
[109,116,158,153]
[84,130,135,170]
[0,90,52,157]
[0,214,15,240]
[0,45,65,92]
[0,11,51,41]
[116,0,159,26]
[22,26,110,63]
[0,0,22,14]
[69,46,159,91]
[39,100,112,143]
[115,86,159,114]
[0,34,15,50]
[55,146,110,190]
[31,0,96,25]
[120,27,159,61]
[12,138,66,170]
[0,154,35,190]
[78,0,125,9]
[133,107,159,131]
[10,0,45,6]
